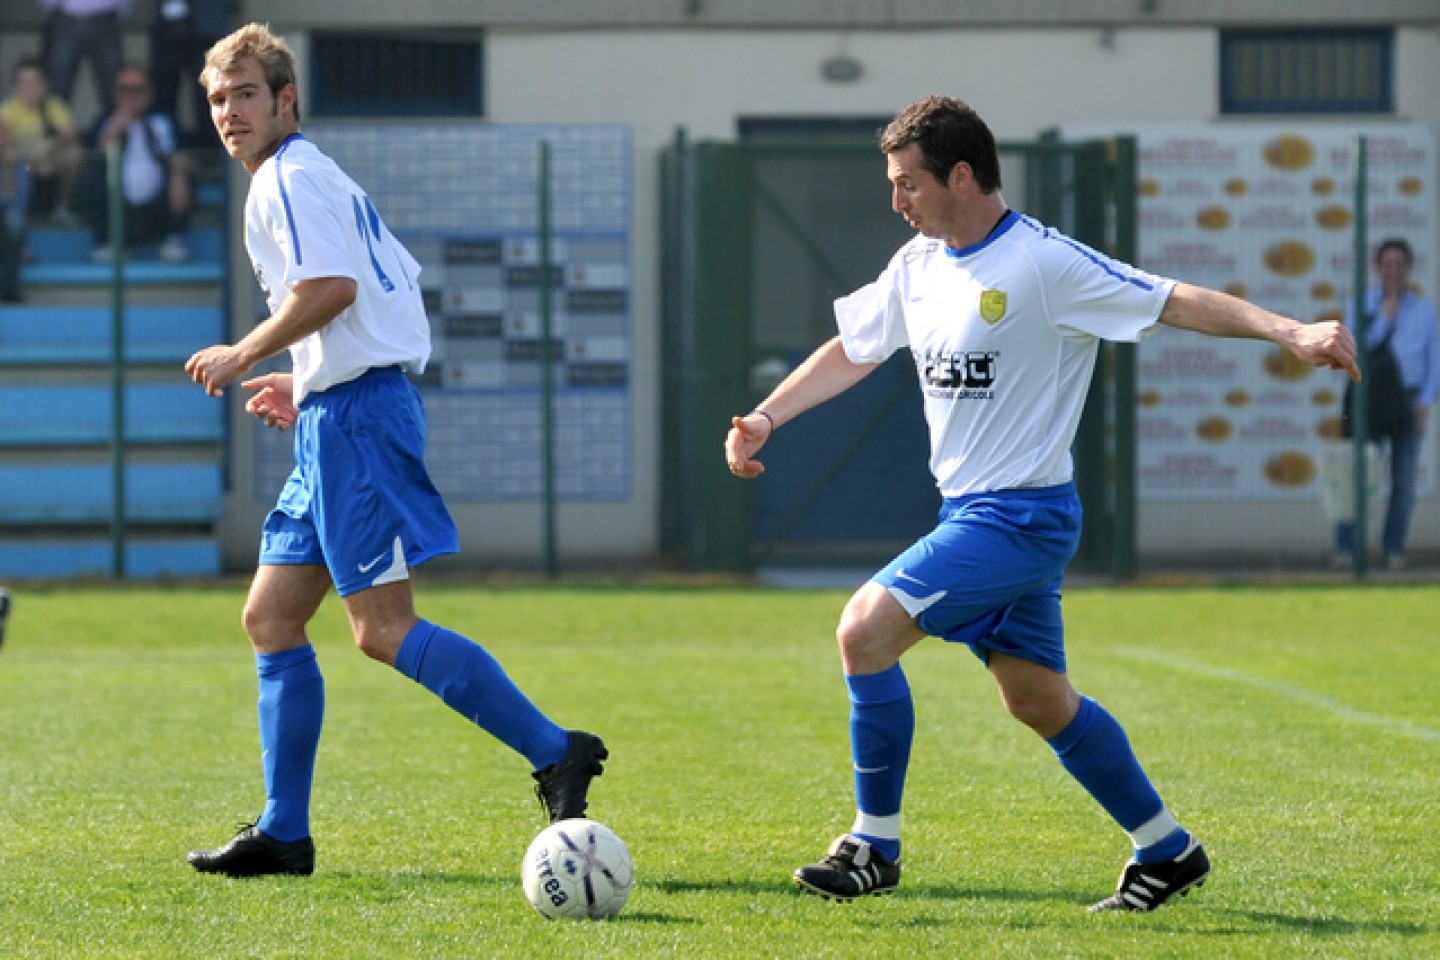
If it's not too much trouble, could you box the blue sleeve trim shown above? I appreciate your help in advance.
[1048,223,1157,291]
[274,135,306,266]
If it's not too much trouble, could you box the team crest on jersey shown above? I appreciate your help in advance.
[979,289,1007,325]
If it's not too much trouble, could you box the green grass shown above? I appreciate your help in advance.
[1,583,1437,958]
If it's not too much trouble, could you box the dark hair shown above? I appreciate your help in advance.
[879,95,1002,193]
[12,56,46,83]
[1375,238,1413,266]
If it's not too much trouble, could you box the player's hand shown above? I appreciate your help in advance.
[185,344,250,397]
[725,412,774,479]
[1290,320,1361,382]
[241,373,297,431]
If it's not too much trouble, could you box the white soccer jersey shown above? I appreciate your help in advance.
[836,212,1175,497]
[245,134,429,402]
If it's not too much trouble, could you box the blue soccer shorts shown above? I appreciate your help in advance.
[873,483,1082,674]
[258,366,460,597]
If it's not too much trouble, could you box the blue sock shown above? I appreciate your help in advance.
[1047,695,1189,863]
[255,645,324,843]
[845,665,913,863]
[395,620,568,770]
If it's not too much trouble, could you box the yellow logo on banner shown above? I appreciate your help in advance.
[980,289,1007,325]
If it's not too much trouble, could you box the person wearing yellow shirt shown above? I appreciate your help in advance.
[0,57,82,225]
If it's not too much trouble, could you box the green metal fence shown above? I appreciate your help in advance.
[661,132,1140,576]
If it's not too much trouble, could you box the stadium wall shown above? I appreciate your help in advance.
[3,8,1438,570]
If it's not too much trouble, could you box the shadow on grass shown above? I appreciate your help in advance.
[311,873,699,925]
[652,877,1089,908]
[653,878,808,897]
[314,871,508,889]
[307,874,1433,939]
[610,911,700,926]
[1226,909,1431,938]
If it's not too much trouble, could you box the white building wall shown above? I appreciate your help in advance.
[493,25,1440,566]
[236,23,1440,568]
[428,26,1229,567]
[6,8,1434,567]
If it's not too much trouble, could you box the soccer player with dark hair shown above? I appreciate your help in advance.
[726,94,1359,910]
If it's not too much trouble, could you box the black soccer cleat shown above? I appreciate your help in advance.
[0,587,10,650]
[188,824,315,878]
[1089,836,1210,912]
[794,835,901,901]
[533,730,608,823]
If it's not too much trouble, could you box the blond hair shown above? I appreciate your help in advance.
[200,22,301,123]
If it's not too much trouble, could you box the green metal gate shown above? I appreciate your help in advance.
[661,130,1140,577]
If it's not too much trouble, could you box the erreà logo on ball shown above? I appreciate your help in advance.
[531,847,571,908]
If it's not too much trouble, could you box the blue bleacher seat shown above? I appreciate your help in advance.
[0,382,224,446]
[0,303,224,364]
[195,181,226,209]
[2,195,229,581]
[20,224,225,286]
[0,462,222,524]
[25,224,225,264]
[0,538,220,579]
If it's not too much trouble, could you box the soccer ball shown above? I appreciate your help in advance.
[521,818,633,920]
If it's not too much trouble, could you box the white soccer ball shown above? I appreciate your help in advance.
[521,818,634,920]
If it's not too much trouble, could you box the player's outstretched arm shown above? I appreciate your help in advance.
[725,336,880,478]
[1159,282,1361,382]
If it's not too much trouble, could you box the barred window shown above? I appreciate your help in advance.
[310,33,484,118]
[1220,27,1393,115]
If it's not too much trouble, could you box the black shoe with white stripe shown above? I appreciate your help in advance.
[1089,836,1210,912]
[794,835,901,901]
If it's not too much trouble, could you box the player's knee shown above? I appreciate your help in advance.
[836,610,904,671]
[999,688,1074,737]
[240,600,286,650]
[352,627,387,663]
[352,623,401,666]
[836,586,920,671]
[835,609,880,659]
[1000,691,1047,730]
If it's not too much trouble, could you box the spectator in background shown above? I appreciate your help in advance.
[39,0,133,118]
[0,117,28,302]
[0,57,83,225]
[81,64,192,263]
[0,585,10,649]
[1335,238,1440,571]
[150,0,235,149]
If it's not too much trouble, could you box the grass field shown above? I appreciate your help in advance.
[1,581,1436,958]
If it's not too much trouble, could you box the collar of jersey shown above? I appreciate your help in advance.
[277,132,307,154]
[942,209,1019,260]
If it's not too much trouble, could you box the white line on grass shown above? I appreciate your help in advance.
[1115,647,1440,744]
